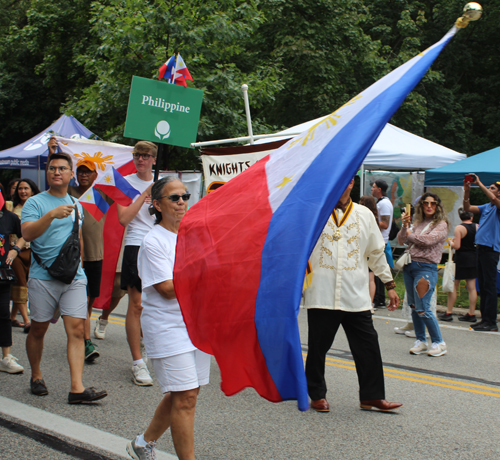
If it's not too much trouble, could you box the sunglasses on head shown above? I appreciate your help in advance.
[160,193,191,202]
[422,200,437,207]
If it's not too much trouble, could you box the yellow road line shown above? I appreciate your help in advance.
[90,314,125,326]
[302,352,500,398]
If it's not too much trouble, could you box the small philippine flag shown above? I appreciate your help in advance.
[78,188,110,221]
[94,167,140,205]
[172,53,193,87]
[159,55,176,81]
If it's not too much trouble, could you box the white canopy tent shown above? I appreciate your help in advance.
[254,115,466,171]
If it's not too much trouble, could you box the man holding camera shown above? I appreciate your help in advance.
[463,174,500,332]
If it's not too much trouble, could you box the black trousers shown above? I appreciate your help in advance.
[305,309,385,401]
[0,284,12,348]
[477,245,500,325]
[374,275,386,306]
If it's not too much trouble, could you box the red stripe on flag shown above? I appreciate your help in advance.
[80,202,105,221]
[175,157,282,401]
[93,160,137,310]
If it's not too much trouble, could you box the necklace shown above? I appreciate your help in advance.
[331,200,353,241]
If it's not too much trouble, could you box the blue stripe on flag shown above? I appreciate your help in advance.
[254,28,456,411]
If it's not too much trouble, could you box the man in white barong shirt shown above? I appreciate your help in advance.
[304,179,402,413]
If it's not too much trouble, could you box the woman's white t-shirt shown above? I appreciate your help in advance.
[138,225,196,359]
[123,174,155,246]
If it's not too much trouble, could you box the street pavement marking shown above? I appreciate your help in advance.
[302,353,500,398]
[372,314,500,335]
[0,396,177,460]
[91,313,125,326]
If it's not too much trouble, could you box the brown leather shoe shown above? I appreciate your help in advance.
[310,398,330,412]
[360,399,402,412]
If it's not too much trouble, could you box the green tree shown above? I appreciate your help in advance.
[62,0,282,169]
[255,0,389,127]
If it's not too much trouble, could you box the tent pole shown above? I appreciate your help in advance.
[360,164,365,196]
[241,84,254,145]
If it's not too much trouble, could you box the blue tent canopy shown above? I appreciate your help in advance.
[425,146,500,187]
[0,114,93,169]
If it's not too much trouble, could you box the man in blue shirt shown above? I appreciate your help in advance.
[21,152,108,403]
[463,174,500,332]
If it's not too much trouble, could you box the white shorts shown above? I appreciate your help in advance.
[151,349,211,393]
[27,278,88,322]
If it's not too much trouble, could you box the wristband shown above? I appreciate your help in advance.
[13,246,22,255]
[385,280,396,291]
[464,198,470,202]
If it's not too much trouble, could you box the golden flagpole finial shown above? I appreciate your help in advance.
[456,3,483,28]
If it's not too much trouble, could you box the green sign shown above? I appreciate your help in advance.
[124,76,203,148]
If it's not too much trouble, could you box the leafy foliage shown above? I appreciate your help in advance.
[1,0,499,172]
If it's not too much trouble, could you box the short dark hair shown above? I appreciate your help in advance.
[48,152,73,169]
[458,207,474,221]
[374,179,388,194]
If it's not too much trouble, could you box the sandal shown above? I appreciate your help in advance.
[24,323,31,333]
[11,320,25,328]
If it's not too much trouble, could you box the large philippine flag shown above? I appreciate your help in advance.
[78,188,110,221]
[94,167,140,205]
[174,26,460,411]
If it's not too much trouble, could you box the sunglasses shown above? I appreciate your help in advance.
[160,193,191,202]
[422,200,437,207]
[132,153,155,160]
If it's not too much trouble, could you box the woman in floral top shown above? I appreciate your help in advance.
[397,193,449,357]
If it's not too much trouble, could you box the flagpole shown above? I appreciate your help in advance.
[242,84,254,145]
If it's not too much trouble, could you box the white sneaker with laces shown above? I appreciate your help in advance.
[428,342,447,357]
[409,340,428,355]
[0,354,24,374]
[405,330,430,339]
[394,323,414,334]
[94,316,108,340]
[126,437,157,460]
[132,362,153,386]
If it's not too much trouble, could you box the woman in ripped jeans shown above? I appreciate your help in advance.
[397,193,449,357]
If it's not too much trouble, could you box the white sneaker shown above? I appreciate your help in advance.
[409,340,428,355]
[405,330,430,339]
[428,342,447,357]
[132,362,153,386]
[0,354,24,374]
[394,323,414,334]
[126,437,157,460]
[94,316,108,340]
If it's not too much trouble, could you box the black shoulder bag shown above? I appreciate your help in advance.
[32,198,82,284]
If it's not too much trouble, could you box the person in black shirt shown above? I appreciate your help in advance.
[0,186,25,374]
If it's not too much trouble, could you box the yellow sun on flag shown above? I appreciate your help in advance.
[277,176,293,189]
[84,193,92,201]
[74,151,114,172]
[104,175,113,184]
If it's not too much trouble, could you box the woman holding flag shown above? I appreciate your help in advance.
[127,176,210,460]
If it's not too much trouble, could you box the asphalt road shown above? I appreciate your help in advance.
[1,297,500,460]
